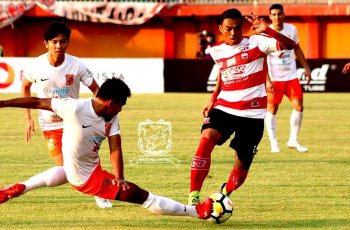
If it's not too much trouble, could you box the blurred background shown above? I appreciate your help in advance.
[1,0,350,93]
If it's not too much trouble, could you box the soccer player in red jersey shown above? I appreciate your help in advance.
[265,4,311,153]
[188,8,298,205]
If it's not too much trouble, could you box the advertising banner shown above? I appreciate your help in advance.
[164,59,350,92]
[0,57,164,94]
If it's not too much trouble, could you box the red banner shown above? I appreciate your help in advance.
[0,1,35,29]
[0,1,169,29]
[36,1,168,25]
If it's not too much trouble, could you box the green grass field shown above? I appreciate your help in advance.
[0,93,349,230]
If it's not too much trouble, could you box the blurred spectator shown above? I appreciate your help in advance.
[196,30,215,59]
[196,30,208,58]
[204,32,215,56]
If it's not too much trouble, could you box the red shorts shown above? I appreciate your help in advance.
[71,163,119,200]
[268,78,303,105]
[42,129,63,157]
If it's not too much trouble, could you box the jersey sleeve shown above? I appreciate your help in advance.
[51,98,78,120]
[78,60,94,87]
[254,34,279,54]
[109,115,121,136]
[22,60,36,83]
[292,25,300,44]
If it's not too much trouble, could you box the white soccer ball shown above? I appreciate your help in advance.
[208,193,234,224]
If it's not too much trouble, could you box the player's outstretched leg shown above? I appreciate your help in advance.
[0,184,26,204]
[117,181,213,219]
[0,166,67,204]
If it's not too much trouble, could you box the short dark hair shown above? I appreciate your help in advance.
[44,21,71,41]
[97,77,131,105]
[217,8,244,25]
[269,4,284,13]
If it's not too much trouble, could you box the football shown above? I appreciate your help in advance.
[208,193,234,224]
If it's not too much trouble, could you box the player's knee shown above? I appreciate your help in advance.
[117,182,149,204]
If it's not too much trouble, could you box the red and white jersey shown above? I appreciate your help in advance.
[209,35,279,119]
[267,23,299,81]
[51,97,120,186]
[23,53,95,131]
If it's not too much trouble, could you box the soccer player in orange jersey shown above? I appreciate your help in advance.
[265,4,311,153]
[21,21,113,208]
[0,78,213,220]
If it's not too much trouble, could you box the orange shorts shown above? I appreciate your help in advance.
[42,129,63,157]
[71,163,119,200]
[268,78,303,105]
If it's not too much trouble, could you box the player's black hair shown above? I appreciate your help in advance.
[269,4,284,13]
[97,77,131,105]
[217,8,244,25]
[44,21,71,42]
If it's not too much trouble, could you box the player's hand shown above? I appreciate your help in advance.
[245,12,268,34]
[266,80,274,94]
[342,63,350,74]
[202,101,214,117]
[25,117,35,142]
[304,68,312,84]
[112,178,130,191]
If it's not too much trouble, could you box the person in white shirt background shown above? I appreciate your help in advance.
[265,4,312,153]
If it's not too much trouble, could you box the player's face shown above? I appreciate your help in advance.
[44,33,69,59]
[269,9,285,27]
[102,101,123,122]
[219,18,243,46]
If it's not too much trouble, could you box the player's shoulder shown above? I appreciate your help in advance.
[283,23,297,31]
[65,53,85,66]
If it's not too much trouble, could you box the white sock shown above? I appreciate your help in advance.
[289,110,303,143]
[142,192,198,217]
[21,166,68,194]
[265,112,278,145]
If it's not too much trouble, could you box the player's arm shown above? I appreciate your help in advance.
[108,134,129,190]
[21,78,36,141]
[88,79,100,96]
[246,12,296,50]
[203,71,222,117]
[0,97,52,110]
[294,44,312,84]
[266,72,274,94]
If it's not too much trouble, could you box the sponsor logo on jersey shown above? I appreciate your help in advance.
[251,100,260,108]
[82,124,92,128]
[221,65,246,79]
[46,88,69,97]
[241,52,248,61]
